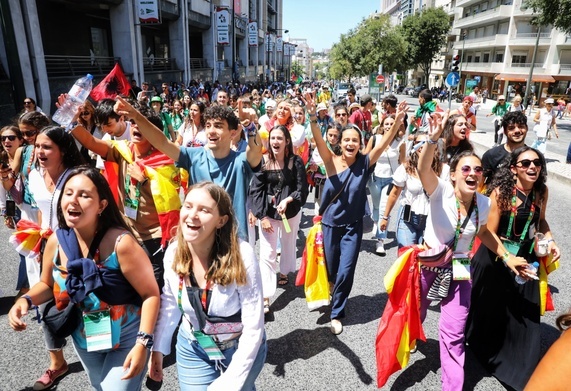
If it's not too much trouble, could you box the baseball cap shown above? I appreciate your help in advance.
[317,103,328,113]
[463,95,474,102]
[265,99,277,109]
[545,98,554,104]
[360,94,373,105]
[498,95,506,100]
[151,96,163,103]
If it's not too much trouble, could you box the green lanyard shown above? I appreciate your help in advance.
[453,194,479,252]
[124,172,141,209]
[505,187,535,243]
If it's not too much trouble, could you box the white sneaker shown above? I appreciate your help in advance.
[375,240,386,256]
[330,319,343,335]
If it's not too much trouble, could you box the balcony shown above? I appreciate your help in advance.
[44,55,121,78]
[462,61,504,73]
[509,32,552,47]
[507,62,545,71]
[559,64,571,73]
[456,0,480,8]
[453,34,509,50]
[143,57,178,72]
[454,5,512,29]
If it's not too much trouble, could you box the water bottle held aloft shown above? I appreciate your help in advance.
[52,74,93,127]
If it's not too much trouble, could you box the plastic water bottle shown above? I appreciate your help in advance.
[515,262,539,285]
[52,74,94,126]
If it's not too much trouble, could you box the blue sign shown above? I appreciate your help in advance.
[446,72,460,87]
[474,76,481,82]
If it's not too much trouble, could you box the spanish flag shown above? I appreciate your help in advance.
[539,254,559,315]
[375,246,425,388]
[110,140,181,247]
[9,220,52,259]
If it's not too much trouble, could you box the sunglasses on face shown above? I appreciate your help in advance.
[21,130,37,138]
[336,113,347,117]
[81,111,91,116]
[24,101,32,105]
[460,165,484,176]
[1,135,17,142]
[516,159,541,168]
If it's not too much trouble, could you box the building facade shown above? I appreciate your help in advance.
[0,0,284,121]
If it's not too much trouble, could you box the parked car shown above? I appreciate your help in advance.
[333,82,351,102]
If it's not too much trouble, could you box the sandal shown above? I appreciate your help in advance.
[278,274,289,286]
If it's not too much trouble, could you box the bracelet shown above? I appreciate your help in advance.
[310,119,317,124]
[427,138,438,145]
[20,294,35,309]
[136,331,154,349]
[381,216,390,220]
[500,251,510,264]
[547,239,555,244]
[245,122,257,138]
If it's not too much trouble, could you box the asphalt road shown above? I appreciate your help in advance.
[1,97,569,390]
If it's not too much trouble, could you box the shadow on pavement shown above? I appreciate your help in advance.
[390,338,441,390]
[265,327,374,385]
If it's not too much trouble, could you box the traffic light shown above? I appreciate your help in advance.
[450,55,460,72]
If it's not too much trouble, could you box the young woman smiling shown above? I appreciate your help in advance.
[249,125,308,312]
[417,111,527,391]
[442,114,474,164]
[306,92,408,335]
[467,146,560,390]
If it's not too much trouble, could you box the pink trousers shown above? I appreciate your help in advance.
[420,268,472,391]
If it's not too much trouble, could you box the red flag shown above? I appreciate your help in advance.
[291,73,297,82]
[90,63,131,102]
[375,246,426,387]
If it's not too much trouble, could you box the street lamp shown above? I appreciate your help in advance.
[520,2,541,114]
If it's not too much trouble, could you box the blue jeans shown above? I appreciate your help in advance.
[176,326,267,390]
[367,176,392,240]
[73,317,147,391]
[396,206,427,249]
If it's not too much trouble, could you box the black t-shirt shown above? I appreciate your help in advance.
[482,145,510,184]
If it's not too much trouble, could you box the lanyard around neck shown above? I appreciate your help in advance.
[454,193,478,251]
[505,187,535,242]
[177,275,212,313]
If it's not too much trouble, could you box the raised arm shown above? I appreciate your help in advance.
[368,101,409,167]
[114,96,181,161]
[418,110,448,196]
[238,99,263,169]
[304,92,333,167]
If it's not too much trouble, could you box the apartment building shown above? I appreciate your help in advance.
[0,0,284,121]
[452,0,571,101]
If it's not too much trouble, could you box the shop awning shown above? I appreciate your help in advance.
[494,73,556,83]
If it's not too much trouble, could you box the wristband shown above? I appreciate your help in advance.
[20,294,35,309]
[65,121,78,133]
[309,113,317,118]
[245,122,257,138]
[381,216,390,220]
[547,239,555,244]
[310,119,317,124]
[500,251,510,264]
[427,138,438,145]
[136,331,154,349]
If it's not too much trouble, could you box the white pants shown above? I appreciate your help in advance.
[258,212,302,299]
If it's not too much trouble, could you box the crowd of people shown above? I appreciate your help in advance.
[1,80,566,391]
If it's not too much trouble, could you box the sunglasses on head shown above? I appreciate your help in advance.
[516,158,541,168]
[1,135,17,142]
[21,130,37,138]
[460,165,484,176]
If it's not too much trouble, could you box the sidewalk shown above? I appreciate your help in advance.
[469,125,571,186]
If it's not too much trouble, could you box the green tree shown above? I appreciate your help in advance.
[329,30,360,81]
[525,0,571,34]
[401,7,450,83]
[291,61,304,78]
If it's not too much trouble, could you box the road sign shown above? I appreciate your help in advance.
[376,75,385,84]
[445,72,460,88]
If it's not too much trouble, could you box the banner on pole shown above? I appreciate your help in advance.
[276,37,283,52]
[137,0,160,24]
[216,7,230,45]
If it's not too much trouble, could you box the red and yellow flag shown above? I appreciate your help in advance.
[376,246,426,388]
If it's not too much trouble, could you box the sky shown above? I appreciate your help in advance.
[283,0,381,53]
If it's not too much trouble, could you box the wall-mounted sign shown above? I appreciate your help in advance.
[137,0,160,24]
[248,22,258,46]
[216,7,230,45]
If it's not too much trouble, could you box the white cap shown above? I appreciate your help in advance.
[498,95,506,100]
[316,103,328,112]
[265,99,277,109]
[545,98,554,104]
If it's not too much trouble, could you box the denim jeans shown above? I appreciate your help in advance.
[396,205,427,248]
[73,317,147,391]
[176,326,267,390]
[367,176,392,240]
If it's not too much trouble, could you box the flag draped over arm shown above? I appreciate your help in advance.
[375,246,425,388]
[539,254,559,315]
[90,63,132,102]
[110,141,181,247]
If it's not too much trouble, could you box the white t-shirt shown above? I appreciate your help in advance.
[177,122,206,148]
[28,168,72,230]
[96,122,132,169]
[423,177,490,253]
[392,164,450,216]
[374,138,403,178]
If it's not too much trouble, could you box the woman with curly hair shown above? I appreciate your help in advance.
[442,114,473,164]
[177,101,206,148]
[467,146,561,390]
[380,133,449,248]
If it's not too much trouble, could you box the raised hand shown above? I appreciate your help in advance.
[114,96,138,118]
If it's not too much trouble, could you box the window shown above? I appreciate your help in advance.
[512,55,527,64]
[474,56,480,63]
[495,53,504,62]
[467,55,473,62]
[483,53,490,62]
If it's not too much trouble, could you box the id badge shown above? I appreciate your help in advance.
[83,309,112,352]
[452,253,471,281]
[503,239,521,256]
[193,331,225,361]
[124,198,138,220]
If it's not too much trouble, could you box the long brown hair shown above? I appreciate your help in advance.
[406,134,442,177]
[172,182,247,286]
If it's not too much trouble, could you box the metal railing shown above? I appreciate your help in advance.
[515,32,551,39]
[510,62,544,68]
[560,64,571,70]
[143,57,177,71]
[189,58,208,69]
[44,55,121,77]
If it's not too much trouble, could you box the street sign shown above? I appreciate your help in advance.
[376,75,385,84]
[445,72,460,88]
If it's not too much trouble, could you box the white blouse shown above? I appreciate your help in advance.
[153,240,265,391]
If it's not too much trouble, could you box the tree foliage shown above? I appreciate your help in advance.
[329,14,408,81]
[291,61,304,77]
[400,7,450,82]
[526,0,571,33]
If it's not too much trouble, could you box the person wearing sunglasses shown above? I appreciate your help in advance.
[467,146,560,390]
[21,97,45,115]
[532,97,558,154]
[333,104,349,127]
[416,111,527,391]
[76,100,103,166]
